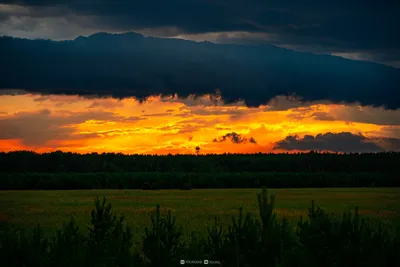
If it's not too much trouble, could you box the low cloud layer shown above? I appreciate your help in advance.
[274,132,399,153]
[285,105,400,126]
[0,108,139,147]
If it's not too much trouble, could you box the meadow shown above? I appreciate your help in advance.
[1,187,400,267]
[1,188,399,239]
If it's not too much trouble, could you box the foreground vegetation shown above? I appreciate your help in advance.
[1,188,399,267]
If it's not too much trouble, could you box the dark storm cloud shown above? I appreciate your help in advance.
[273,132,399,153]
[1,1,399,50]
[1,1,399,66]
[213,132,257,144]
[1,33,399,109]
[215,33,400,68]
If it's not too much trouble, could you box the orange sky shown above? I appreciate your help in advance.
[0,92,399,154]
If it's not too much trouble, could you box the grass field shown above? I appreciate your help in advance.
[1,188,399,244]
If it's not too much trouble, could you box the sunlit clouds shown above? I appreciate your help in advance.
[0,92,399,154]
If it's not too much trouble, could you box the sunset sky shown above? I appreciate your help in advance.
[0,92,398,154]
[0,1,399,154]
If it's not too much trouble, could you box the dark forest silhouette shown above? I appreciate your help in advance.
[1,151,399,173]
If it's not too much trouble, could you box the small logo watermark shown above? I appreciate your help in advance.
[180,259,220,265]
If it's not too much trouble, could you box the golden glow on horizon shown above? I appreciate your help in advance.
[0,93,398,154]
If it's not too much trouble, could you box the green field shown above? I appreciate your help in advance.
[1,188,399,243]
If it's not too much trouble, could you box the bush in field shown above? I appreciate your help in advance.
[49,217,86,267]
[87,196,135,267]
[0,225,50,267]
[211,188,296,267]
[282,202,400,267]
[183,231,206,265]
[140,205,184,267]
[1,189,399,267]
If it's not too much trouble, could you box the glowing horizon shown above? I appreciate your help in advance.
[0,92,399,154]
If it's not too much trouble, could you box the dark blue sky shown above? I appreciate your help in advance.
[0,0,399,67]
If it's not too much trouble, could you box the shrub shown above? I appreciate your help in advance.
[87,196,135,267]
[141,205,184,267]
[48,217,86,267]
[0,224,50,267]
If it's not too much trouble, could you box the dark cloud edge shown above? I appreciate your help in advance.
[1,33,399,109]
[213,132,257,144]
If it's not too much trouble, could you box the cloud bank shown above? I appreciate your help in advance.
[1,33,399,109]
[273,132,400,153]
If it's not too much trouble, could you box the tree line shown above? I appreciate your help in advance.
[0,172,398,190]
[0,151,399,173]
